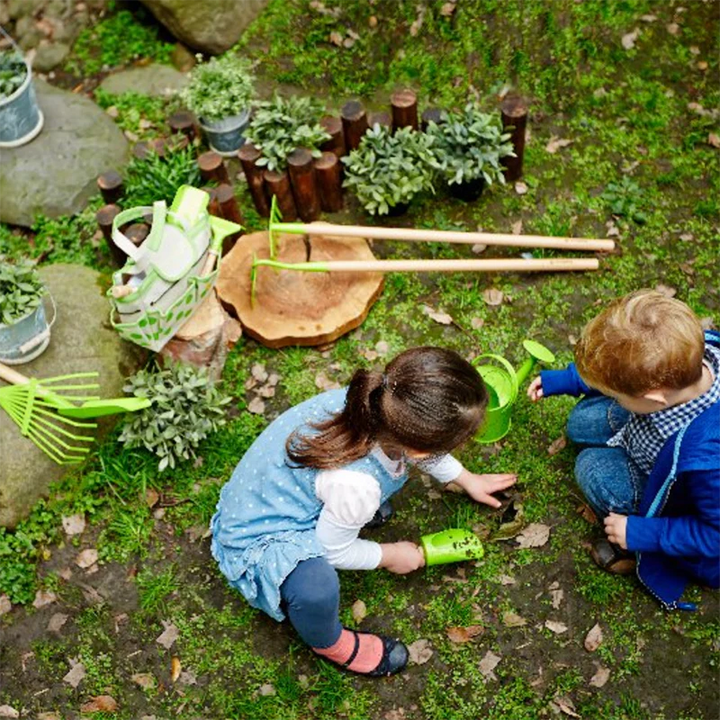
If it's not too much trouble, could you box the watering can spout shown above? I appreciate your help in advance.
[516,340,556,386]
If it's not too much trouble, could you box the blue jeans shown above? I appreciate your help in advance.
[567,396,646,518]
[280,557,342,649]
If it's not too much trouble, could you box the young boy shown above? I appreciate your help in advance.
[528,290,720,610]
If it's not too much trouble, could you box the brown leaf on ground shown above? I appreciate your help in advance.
[384,711,407,720]
[171,656,182,683]
[666,22,679,35]
[584,623,604,652]
[499,574,516,585]
[552,695,580,717]
[422,305,453,325]
[0,705,19,718]
[251,363,268,383]
[32,590,57,609]
[470,317,484,330]
[314,372,341,391]
[478,650,502,679]
[407,638,433,664]
[62,513,86,536]
[131,673,156,689]
[511,220,523,235]
[515,523,551,548]
[515,181,528,195]
[708,132,720,148]
[0,595,11,616]
[502,611,527,627]
[440,2,456,16]
[75,548,98,569]
[545,620,568,634]
[47,613,69,633]
[360,348,379,361]
[549,585,564,610]
[63,660,86,688]
[247,397,266,415]
[655,284,677,298]
[446,625,484,643]
[482,288,504,306]
[257,384,276,398]
[145,489,160,508]
[259,683,276,696]
[589,664,611,687]
[547,435,567,456]
[375,340,390,356]
[351,599,367,623]
[156,621,180,649]
[329,31,343,46]
[545,137,573,153]
[577,503,598,525]
[621,28,639,49]
[37,713,62,720]
[80,695,118,713]
[179,669,197,685]
[471,242,487,254]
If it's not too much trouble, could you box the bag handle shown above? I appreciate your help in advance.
[111,201,167,267]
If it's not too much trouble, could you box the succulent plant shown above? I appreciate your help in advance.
[0,257,45,325]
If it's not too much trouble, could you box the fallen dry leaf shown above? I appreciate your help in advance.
[621,28,639,49]
[515,181,528,195]
[708,132,720,148]
[478,650,502,679]
[511,220,523,235]
[251,363,268,383]
[577,502,598,525]
[62,513,86,536]
[545,620,568,634]
[63,660,86,688]
[407,638,433,665]
[247,397,266,415]
[550,587,564,610]
[552,695,580,717]
[666,22,679,35]
[47,613,69,633]
[470,317,484,330]
[329,31,343,46]
[368,15,378,28]
[482,288,504,306]
[499,574,516,585]
[0,595,11,616]
[156,621,180,649]
[515,523,551,548]
[422,305,453,325]
[351,599,367,623]
[440,2,456,16]
[502,611,527,627]
[446,625,484,643]
[471,242,487,254]
[171,656,182,683]
[36,713,62,720]
[640,13,657,22]
[256,383,276,398]
[75,548,98,569]
[584,623,604,652]
[179,669,197,685]
[375,340,390,355]
[80,695,117,714]
[589,664,611,687]
[145,488,160,508]
[131,672,156,689]
[655,284,677,298]
[32,590,57,609]
[259,683,276,696]
[545,137,573,154]
[0,706,19,719]
[314,372,341,391]
[547,435,567,456]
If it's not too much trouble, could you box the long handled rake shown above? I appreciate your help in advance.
[0,362,150,464]
[266,196,615,259]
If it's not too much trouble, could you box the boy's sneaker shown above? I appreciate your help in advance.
[590,538,636,575]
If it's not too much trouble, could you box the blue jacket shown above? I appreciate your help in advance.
[540,331,720,610]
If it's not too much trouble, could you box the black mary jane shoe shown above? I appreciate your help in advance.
[365,500,394,530]
[341,629,409,677]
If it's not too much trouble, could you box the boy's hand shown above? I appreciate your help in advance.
[527,376,544,402]
[379,541,425,574]
[453,469,517,509]
[604,513,628,549]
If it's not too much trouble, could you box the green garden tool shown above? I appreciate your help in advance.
[473,340,556,444]
[420,528,484,566]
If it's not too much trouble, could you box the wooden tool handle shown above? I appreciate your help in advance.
[310,257,600,272]
[0,361,31,386]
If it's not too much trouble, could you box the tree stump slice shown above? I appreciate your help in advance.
[216,231,384,349]
[159,290,241,381]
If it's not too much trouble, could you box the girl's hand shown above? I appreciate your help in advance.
[453,470,517,509]
[379,541,425,574]
[604,513,628,549]
[527,376,544,402]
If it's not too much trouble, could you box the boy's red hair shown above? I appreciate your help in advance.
[574,290,705,396]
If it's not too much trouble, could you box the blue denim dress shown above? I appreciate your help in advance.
[211,389,409,621]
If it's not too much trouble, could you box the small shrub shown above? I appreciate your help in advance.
[601,176,647,224]
[245,95,330,172]
[342,124,440,215]
[119,363,231,471]
[0,257,45,325]
[180,53,255,123]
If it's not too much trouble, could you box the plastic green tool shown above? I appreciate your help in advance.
[420,528,484,567]
[474,340,556,444]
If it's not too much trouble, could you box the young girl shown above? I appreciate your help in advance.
[211,347,517,676]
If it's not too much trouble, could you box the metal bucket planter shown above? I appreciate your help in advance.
[199,109,250,157]
[448,177,485,202]
[0,56,44,148]
[0,294,55,364]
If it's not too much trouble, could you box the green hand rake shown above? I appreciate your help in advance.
[0,361,151,464]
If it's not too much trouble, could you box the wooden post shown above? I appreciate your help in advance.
[201,186,221,218]
[215,183,244,256]
[500,94,528,181]
[421,107,443,130]
[124,223,150,247]
[96,171,123,205]
[263,169,297,221]
[287,148,321,222]
[198,151,230,185]
[96,204,123,266]
[238,143,270,217]
[168,110,196,140]
[341,100,369,152]
[320,116,346,159]
[368,111,391,130]
[391,89,418,131]
[314,152,344,212]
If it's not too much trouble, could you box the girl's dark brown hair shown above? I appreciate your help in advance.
[287,347,488,469]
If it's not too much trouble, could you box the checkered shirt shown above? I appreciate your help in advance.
[607,344,720,476]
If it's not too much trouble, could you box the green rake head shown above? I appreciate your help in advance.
[268,195,305,260]
[250,254,329,308]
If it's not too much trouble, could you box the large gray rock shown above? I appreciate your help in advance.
[140,0,269,54]
[99,64,188,97]
[0,79,128,227]
[0,264,146,529]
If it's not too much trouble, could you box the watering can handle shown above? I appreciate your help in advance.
[111,202,167,266]
[475,353,520,403]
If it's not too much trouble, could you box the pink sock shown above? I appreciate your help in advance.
[313,629,384,673]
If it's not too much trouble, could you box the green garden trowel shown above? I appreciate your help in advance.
[420,528,484,567]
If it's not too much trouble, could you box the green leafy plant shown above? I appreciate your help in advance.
[0,257,45,325]
[118,363,231,471]
[180,53,255,123]
[342,124,440,215]
[245,94,330,172]
[426,104,514,187]
[123,144,202,207]
[601,176,647,224]
[0,50,27,99]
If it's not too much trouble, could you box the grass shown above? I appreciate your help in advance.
[0,0,719,718]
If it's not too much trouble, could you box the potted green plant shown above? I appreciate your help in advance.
[0,45,43,148]
[180,53,255,156]
[244,94,331,172]
[426,104,515,202]
[342,124,440,215]
[0,257,52,364]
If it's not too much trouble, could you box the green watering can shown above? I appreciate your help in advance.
[473,340,556,444]
[420,528,484,566]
